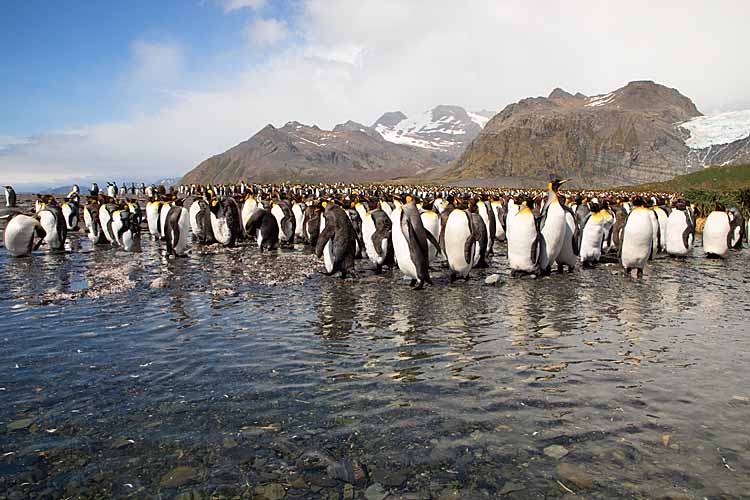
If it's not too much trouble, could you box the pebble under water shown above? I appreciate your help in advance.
[1,223,750,499]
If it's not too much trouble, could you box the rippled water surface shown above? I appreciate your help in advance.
[1,214,750,499]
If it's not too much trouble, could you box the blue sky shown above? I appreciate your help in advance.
[0,0,296,136]
[1,0,749,186]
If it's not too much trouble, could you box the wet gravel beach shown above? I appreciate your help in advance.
[1,196,750,499]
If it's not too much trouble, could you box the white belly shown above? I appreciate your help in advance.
[655,209,669,252]
[492,202,506,241]
[391,208,417,279]
[444,210,473,277]
[38,211,61,249]
[271,204,288,240]
[159,206,171,237]
[173,208,190,255]
[703,211,730,257]
[541,202,566,266]
[649,211,660,256]
[666,211,691,256]
[292,204,305,238]
[242,200,259,232]
[478,204,492,244]
[556,212,577,267]
[319,216,334,272]
[507,211,538,272]
[4,215,36,257]
[621,210,653,269]
[189,201,201,236]
[420,211,440,263]
[362,214,384,266]
[580,221,605,263]
[146,204,161,237]
[211,214,232,246]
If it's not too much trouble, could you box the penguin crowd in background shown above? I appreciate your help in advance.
[0,179,747,285]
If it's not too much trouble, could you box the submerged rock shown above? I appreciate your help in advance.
[150,277,169,289]
[255,483,286,500]
[7,418,34,431]
[160,466,199,488]
[556,463,593,489]
[111,437,135,449]
[484,274,502,285]
[327,459,368,486]
[364,483,387,500]
[544,444,569,459]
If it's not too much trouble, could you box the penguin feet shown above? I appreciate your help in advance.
[411,281,425,291]
[449,273,457,283]
[409,279,417,287]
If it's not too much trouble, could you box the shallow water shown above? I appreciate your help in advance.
[1,222,749,499]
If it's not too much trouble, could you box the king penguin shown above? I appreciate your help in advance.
[440,205,480,281]
[477,197,496,256]
[579,203,614,266]
[3,214,46,257]
[189,198,215,244]
[703,205,734,258]
[506,198,542,276]
[61,195,80,231]
[357,202,394,273]
[271,199,296,246]
[245,205,279,251]
[391,196,439,289]
[110,209,141,252]
[146,196,163,240]
[665,200,694,257]
[292,200,307,240]
[539,178,570,274]
[36,200,67,251]
[4,186,17,208]
[315,201,357,278]
[619,198,654,277]
[165,205,190,257]
[209,197,242,247]
[83,199,108,245]
[303,204,321,246]
[420,203,441,263]
[554,195,579,272]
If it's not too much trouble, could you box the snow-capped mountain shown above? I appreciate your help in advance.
[372,105,494,158]
[678,110,750,167]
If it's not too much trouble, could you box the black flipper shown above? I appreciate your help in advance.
[315,221,335,259]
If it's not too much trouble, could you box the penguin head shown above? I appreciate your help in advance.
[548,178,569,192]
[209,198,221,214]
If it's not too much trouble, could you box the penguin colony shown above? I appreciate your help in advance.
[1,179,747,285]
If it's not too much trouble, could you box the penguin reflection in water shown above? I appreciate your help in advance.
[315,201,357,278]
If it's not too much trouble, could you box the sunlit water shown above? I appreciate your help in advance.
[1,218,749,498]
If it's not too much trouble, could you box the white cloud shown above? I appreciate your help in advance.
[247,18,288,47]
[223,0,265,13]
[2,0,750,184]
[130,40,184,87]
[0,135,30,151]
